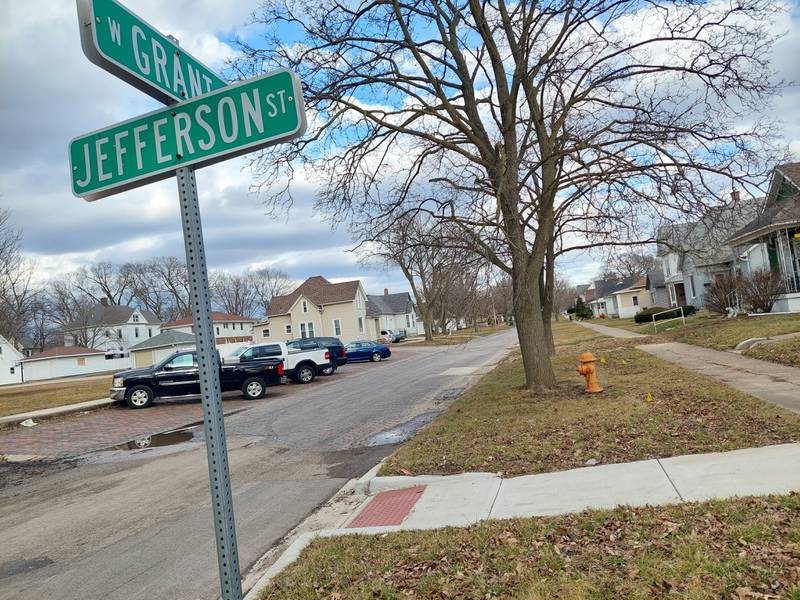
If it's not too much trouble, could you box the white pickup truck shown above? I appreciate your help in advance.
[223,342,332,384]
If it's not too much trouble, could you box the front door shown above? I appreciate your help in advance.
[674,283,687,306]
[155,353,199,396]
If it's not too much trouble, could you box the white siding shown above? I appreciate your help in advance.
[0,338,23,386]
[22,354,132,382]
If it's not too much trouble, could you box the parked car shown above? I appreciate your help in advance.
[287,337,347,374]
[224,341,332,384]
[110,350,284,409]
[345,340,391,362]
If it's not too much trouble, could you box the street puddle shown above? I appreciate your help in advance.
[367,411,438,447]
[115,429,195,450]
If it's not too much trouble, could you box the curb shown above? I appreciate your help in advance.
[0,397,117,426]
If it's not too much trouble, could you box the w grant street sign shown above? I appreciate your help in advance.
[77,0,226,103]
[70,69,306,200]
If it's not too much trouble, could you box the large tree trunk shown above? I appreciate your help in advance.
[513,264,557,390]
[541,244,556,356]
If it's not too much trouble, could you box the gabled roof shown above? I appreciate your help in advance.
[162,312,255,329]
[130,330,196,351]
[366,292,414,316]
[727,163,800,245]
[588,276,640,301]
[612,276,647,294]
[23,346,103,362]
[0,334,24,359]
[268,276,361,317]
[65,304,160,329]
[658,198,760,265]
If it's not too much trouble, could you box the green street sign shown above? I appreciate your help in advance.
[70,69,306,201]
[76,0,227,104]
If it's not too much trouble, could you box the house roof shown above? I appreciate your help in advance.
[612,276,647,294]
[727,195,800,246]
[588,276,640,302]
[657,198,760,266]
[23,346,104,362]
[162,312,255,329]
[0,335,24,358]
[366,292,414,317]
[268,276,361,317]
[129,330,196,351]
[776,162,800,190]
[65,304,160,329]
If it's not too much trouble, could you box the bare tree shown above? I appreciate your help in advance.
[0,209,38,343]
[249,267,292,318]
[552,276,577,321]
[606,252,658,279]
[237,0,784,389]
[129,257,191,322]
[74,262,135,306]
[211,272,260,317]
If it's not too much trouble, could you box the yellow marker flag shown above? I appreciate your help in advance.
[645,392,653,403]
[600,356,606,364]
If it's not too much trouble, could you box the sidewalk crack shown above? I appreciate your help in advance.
[657,459,683,501]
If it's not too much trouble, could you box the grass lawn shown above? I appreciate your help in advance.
[0,376,111,417]
[744,338,800,368]
[669,313,800,350]
[260,494,800,599]
[593,312,709,335]
[407,323,512,346]
[381,325,800,477]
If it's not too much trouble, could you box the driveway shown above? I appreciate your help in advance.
[0,329,517,600]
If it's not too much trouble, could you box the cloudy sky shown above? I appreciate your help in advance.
[1,0,798,292]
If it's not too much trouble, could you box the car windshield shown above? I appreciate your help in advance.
[229,345,249,357]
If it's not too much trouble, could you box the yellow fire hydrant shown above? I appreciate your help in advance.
[577,351,603,393]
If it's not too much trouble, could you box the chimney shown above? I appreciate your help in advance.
[384,288,389,296]
[100,297,109,307]
[731,189,740,204]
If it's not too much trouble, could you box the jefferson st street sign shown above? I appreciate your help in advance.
[69,69,306,200]
[77,0,227,103]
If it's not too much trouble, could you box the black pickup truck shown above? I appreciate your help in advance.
[110,350,284,409]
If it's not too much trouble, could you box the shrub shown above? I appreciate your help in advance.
[573,298,593,319]
[705,273,743,314]
[741,269,785,313]
[634,305,695,323]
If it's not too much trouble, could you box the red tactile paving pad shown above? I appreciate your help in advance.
[347,486,426,528]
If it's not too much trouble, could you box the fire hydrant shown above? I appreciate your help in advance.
[577,351,603,393]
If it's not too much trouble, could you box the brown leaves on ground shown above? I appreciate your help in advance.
[261,495,800,599]
[381,334,800,478]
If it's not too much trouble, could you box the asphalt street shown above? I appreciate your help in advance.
[0,329,517,600]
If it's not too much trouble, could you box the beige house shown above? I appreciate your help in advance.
[254,276,375,343]
[611,276,651,319]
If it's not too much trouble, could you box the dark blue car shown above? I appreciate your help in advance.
[345,340,391,362]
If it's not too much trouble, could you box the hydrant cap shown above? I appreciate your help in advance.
[579,351,596,363]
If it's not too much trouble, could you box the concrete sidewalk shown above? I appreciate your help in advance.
[639,342,800,414]
[245,443,800,597]
[576,320,647,338]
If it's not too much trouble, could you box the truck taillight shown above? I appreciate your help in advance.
[277,363,284,376]
[325,351,330,360]
[342,348,346,357]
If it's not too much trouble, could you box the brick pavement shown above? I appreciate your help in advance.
[0,397,253,458]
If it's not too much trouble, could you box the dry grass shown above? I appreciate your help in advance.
[260,495,800,599]
[0,376,111,417]
[407,323,512,346]
[667,313,800,350]
[381,329,800,477]
[744,338,800,368]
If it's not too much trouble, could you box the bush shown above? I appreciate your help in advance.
[634,305,695,323]
[705,273,743,314]
[573,298,593,319]
[741,269,785,313]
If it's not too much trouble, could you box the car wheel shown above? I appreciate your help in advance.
[296,366,315,384]
[241,377,266,400]
[126,385,154,409]
[371,352,382,362]
[321,364,336,376]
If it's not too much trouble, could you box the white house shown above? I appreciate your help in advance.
[161,312,256,345]
[366,290,422,336]
[0,335,24,386]
[129,330,196,368]
[64,301,161,353]
[20,346,131,382]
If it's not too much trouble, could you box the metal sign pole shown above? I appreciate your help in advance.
[176,165,243,600]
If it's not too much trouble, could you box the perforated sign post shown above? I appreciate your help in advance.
[72,3,306,599]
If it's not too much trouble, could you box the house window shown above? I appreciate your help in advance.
[262,328,270,338]
[216,327,220,335]
[300,323,307,338]
[117,328,122,339]
[105,328,112,337]
[77,357,86,366]
[689,275,696,298]
[148,328,153,338]
[285,324,292,334]
[308,322,315,337]
[333,319,342,336]
[302,300,308,313]
[134,327,139,338]
[632,296,639,306]
[357,316,364,333]
[132,314,140,323]
[406,314,411,328]
[224,322,229,329]
[240,323,244,330]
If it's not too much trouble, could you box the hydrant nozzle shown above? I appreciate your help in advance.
[577,351,603,393]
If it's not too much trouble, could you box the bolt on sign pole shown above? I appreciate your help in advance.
[72,2,306,598]
[176,165,242,600]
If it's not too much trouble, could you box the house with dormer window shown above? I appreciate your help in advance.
[63,299,161,353]
[253,276,373,343]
